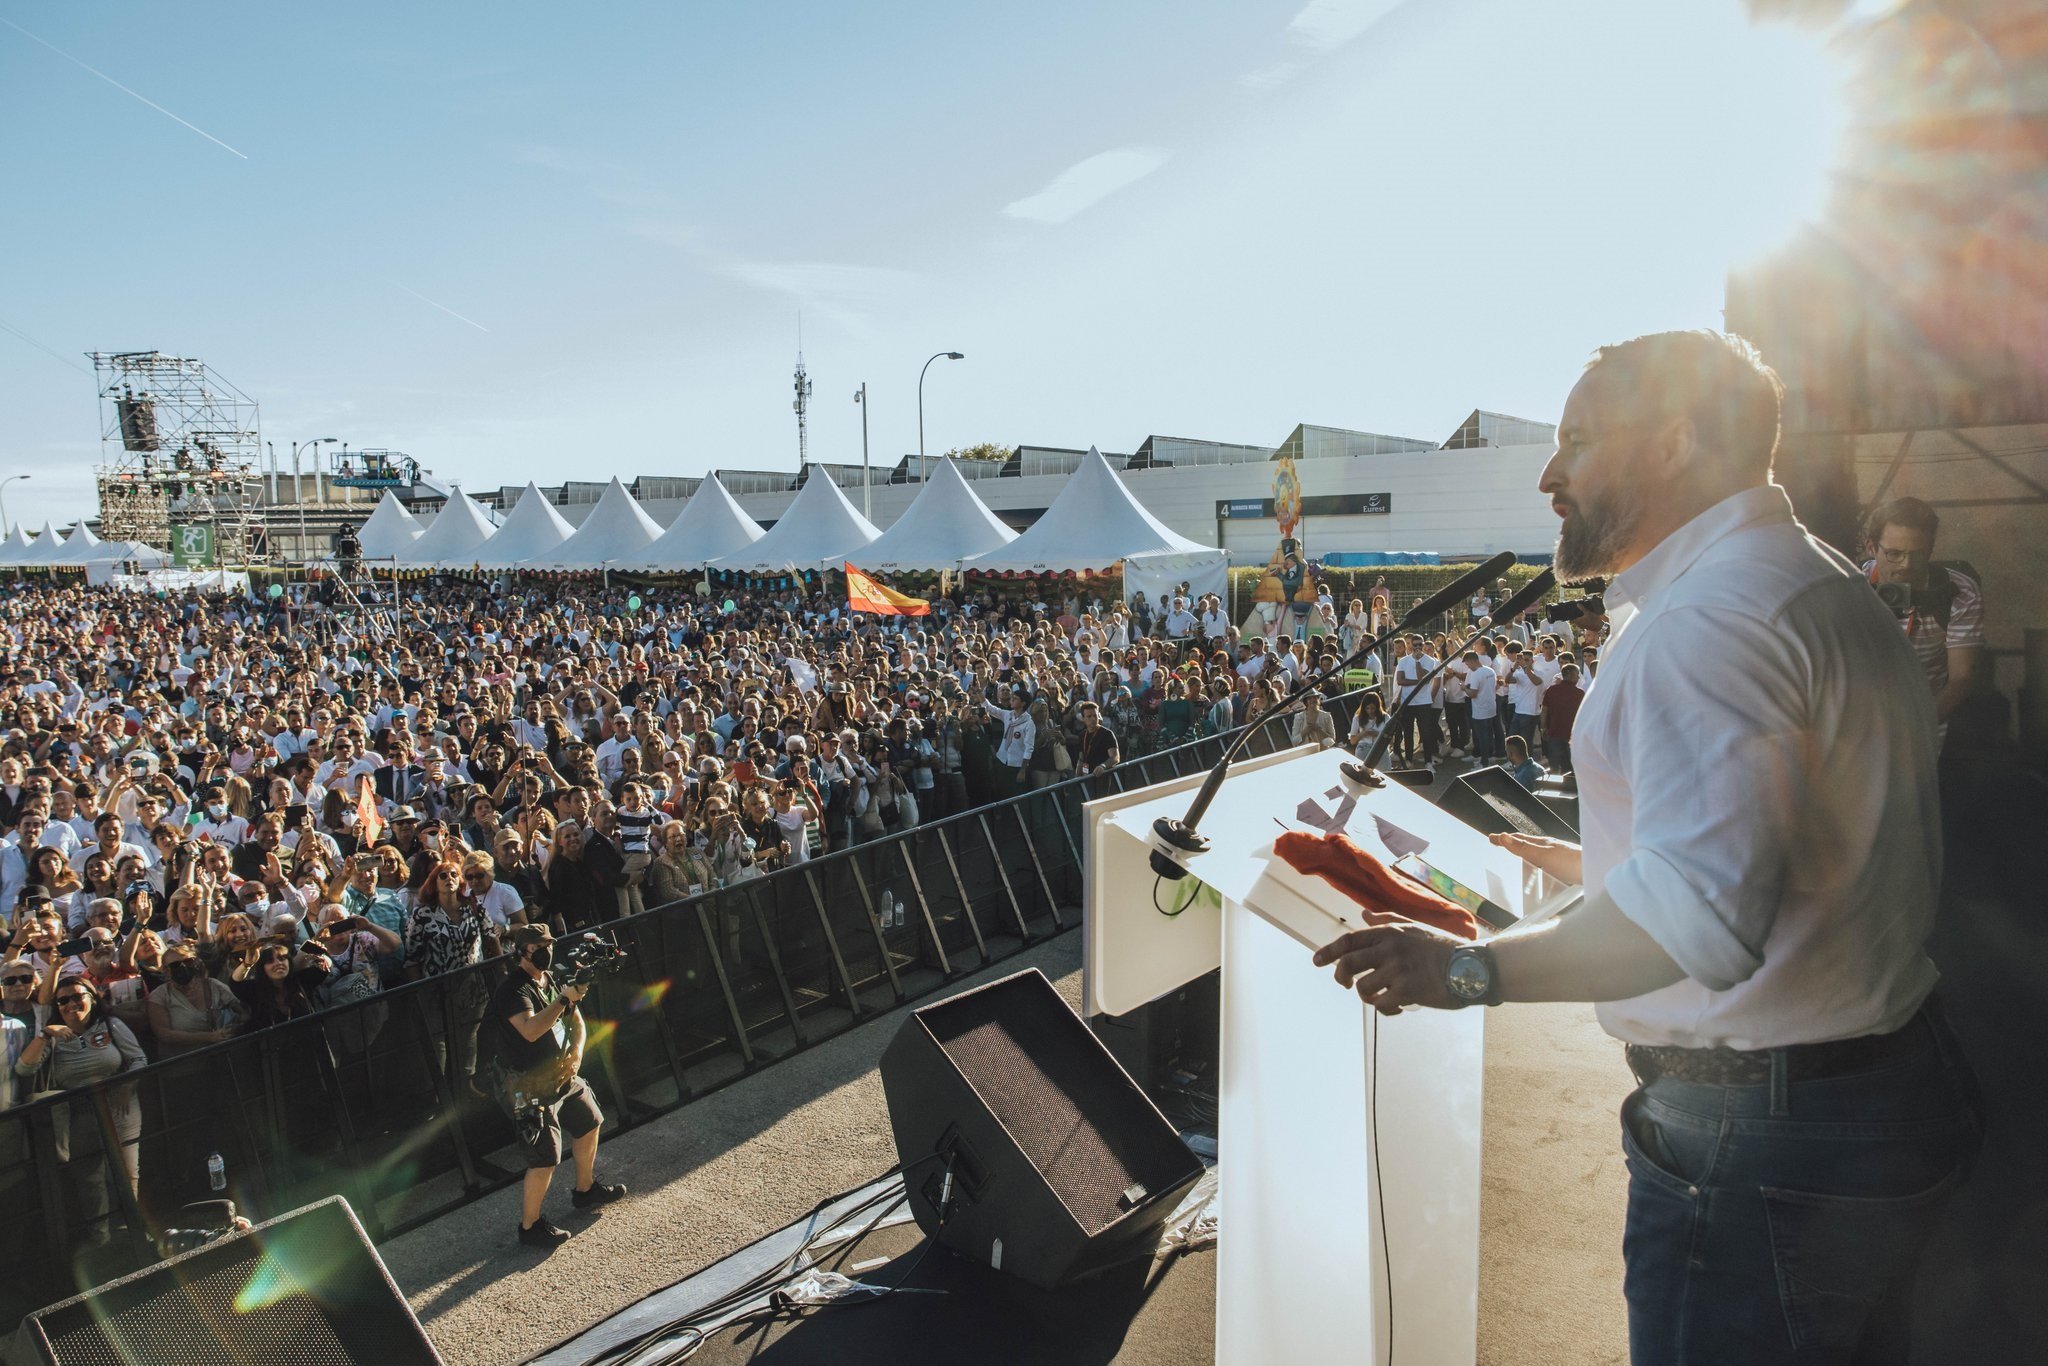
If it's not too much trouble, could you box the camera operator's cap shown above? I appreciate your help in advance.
[507,922,554,951]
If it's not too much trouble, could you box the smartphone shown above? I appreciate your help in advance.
[1392,854,1513,929]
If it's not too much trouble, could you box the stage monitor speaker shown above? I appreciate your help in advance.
[10,1196,442,1366]
[879,968,1204,1291]
[1439,763,1579,840]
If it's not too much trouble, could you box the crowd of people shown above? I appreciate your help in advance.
[0,570,1601,1239]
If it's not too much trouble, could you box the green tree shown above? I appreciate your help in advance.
[941,442,1012,462]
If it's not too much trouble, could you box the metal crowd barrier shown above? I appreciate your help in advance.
[0,690,1362,1316]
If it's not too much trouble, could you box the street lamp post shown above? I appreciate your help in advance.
[854,383,872,519]
[917,351,965,483]
[0,475,30,536]
[290,438,340,563]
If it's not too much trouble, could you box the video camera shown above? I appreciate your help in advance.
[1870,560,1973,624]
[548,931,629,992]
[1546,595,1604,624]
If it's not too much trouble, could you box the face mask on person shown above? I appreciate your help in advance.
[206,804,227,821]
[168,960,198,985]
[529,945,553,971]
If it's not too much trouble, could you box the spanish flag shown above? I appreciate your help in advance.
[356,774,384,846]
[845,563,930,617]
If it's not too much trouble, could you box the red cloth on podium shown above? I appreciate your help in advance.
[1273,830,1480,941]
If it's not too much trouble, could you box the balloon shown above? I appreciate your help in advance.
[267,584,283,599]
[722,598,737,613]
[627,595,642,612]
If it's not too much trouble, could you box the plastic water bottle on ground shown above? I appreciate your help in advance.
[206,1151,226,1192]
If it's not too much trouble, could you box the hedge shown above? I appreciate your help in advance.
[1228,562,1555,624]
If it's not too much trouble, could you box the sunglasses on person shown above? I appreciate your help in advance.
[1,975,35,987]
[55,991,92,1007]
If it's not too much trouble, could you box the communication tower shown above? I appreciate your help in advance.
[792,317,814,472]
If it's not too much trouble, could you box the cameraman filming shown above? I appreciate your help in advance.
[1863,497,1984,740]
[487,924,625,1248]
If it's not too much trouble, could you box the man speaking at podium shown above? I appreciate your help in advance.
[1313,331,1980,1365]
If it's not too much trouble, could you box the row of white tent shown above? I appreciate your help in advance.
[362,447,1225,578]
[0,521,166,568]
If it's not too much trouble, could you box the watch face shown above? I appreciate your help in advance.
[1446,950,1491,1001]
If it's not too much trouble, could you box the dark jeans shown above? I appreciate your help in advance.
[1443,699,1471,752]
[1471,713,1503,761]
[1620,1007,1981,1365]
[1543,736,1573,773]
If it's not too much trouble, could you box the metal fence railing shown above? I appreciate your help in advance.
[0,696,1345,1318]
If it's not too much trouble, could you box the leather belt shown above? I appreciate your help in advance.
[1625,1009,1933,1087]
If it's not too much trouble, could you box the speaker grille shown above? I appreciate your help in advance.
[21,1199,440,1366]
[931,992,1152,1238]
[42,1256,356,1366]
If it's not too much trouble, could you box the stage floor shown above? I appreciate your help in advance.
[532,1170,1216,1366]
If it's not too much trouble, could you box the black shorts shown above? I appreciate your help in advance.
[516,1077,603,1169]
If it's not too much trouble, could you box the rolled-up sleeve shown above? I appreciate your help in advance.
[1604,608,1810,991]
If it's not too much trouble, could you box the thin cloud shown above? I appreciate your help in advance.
[0,16,248,159]
[1286,0,1405,52]
[721,260,920,335]
[1002,147,1171,225]
[1240,60,1307,92]
[398,286,491,333]
[1242,0,1406,88]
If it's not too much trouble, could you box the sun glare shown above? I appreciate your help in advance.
[1675,11,1850,275]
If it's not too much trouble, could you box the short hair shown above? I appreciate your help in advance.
[1505,734,1530,759]
[1866,496,1938,545]
[1584,330,1784,476]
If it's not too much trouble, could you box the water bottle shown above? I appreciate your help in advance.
[206,1151,226,1192]
[881,893,896,929]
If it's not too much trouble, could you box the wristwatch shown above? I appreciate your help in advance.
[1444,944,1502,1008]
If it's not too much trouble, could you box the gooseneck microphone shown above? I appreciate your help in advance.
[1344,568,1557,786]
[1150,551,1517,880]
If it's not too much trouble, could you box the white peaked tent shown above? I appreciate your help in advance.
[17,523,67,565]
[853,459,1016,572]
[0,526,35,565]
[398,490,497,567]
[476,483,576,568]
[96,540,166,566]
[51,523,103,564]
[357,492,424,559]
[526,477,663,569]
[608,475,765,570]
[966,447,1220,575]
[708,468,879,573]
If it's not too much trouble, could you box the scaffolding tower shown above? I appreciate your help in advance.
[91,351,269,564]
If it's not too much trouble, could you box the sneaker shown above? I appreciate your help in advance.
[573,1181,627,1211]
[519,1217,570,1248]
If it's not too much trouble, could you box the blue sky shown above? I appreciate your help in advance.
[0,1,1843,530]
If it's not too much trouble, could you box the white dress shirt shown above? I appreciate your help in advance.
[1574,485,1941,1051]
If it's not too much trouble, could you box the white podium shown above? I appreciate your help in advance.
[1085,745,1553,1366]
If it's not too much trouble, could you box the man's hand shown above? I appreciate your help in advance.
[1312,922,1466,1014]
[1487,832,1583,884]
[559,981,587,1004]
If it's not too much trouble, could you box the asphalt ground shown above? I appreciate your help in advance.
[384,924,1639,1366]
